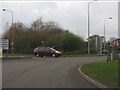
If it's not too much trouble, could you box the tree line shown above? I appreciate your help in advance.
[3,17,88,54]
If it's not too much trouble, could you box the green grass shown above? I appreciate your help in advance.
[81,61,118,88]
[0,53,2,56]
[0,51,2,56]
[62,54,106,57]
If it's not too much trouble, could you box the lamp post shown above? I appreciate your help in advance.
[41,41,44,47]
[103,17,112,50]
[87,0,97,54]
[3,9,14,53]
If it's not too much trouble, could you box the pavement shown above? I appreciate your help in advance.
[2,55,32,60]
[2,56,107,88]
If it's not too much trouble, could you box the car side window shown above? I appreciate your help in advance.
[50,49,54,52]
[35,47,40,51]
[40,47,44,51]
[48,48,52,51]
[44,47,49,52]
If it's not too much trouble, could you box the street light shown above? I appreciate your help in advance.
[103,17,112,50]
[88,0,97,54]
[41,41,44,47]
[3,8,14,53]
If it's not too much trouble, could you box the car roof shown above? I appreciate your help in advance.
[36,47,52,49]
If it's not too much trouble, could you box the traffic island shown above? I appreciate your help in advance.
[79,61,118,88]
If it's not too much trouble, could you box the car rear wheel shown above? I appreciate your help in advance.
[52,54,56,57]
[36,54,40,57]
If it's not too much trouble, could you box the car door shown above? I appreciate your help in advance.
[44,47,51,56]
[39,47,44,56]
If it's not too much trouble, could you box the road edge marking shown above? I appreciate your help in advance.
[78,65,108,88]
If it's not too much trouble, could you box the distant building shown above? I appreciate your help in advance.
[112,38,120,47]
[89,35,104,52]
[108,37,116,43]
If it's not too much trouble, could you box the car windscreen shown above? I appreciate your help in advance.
[50,48,56,51]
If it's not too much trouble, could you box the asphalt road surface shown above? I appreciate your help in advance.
[2,56,106,88]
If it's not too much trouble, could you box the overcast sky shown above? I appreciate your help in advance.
[1,0,119,40]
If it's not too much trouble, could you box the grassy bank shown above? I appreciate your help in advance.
[62,54,105,57]
[81,61,118,88]
[0,51,2,57]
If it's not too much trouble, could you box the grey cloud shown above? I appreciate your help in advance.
[0,3,2,36]
[90,2,118,39]
[1,1,119,40]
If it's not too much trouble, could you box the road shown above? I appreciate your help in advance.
[2,56,106,88]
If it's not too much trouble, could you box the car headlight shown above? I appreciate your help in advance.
[55,51,61,54]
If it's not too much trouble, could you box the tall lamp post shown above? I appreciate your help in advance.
[3,9,14,53]
[88,0,97,54]
[103,17,112,50]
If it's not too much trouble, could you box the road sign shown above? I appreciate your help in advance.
[2,39,9,50]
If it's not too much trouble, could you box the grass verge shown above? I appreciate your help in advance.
[62,54,106,57]
[0,52,2,57]
[81,61,118,88]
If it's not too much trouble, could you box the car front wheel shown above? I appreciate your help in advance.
[52,54,56,57]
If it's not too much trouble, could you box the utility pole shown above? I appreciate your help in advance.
[3,9,14,53]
